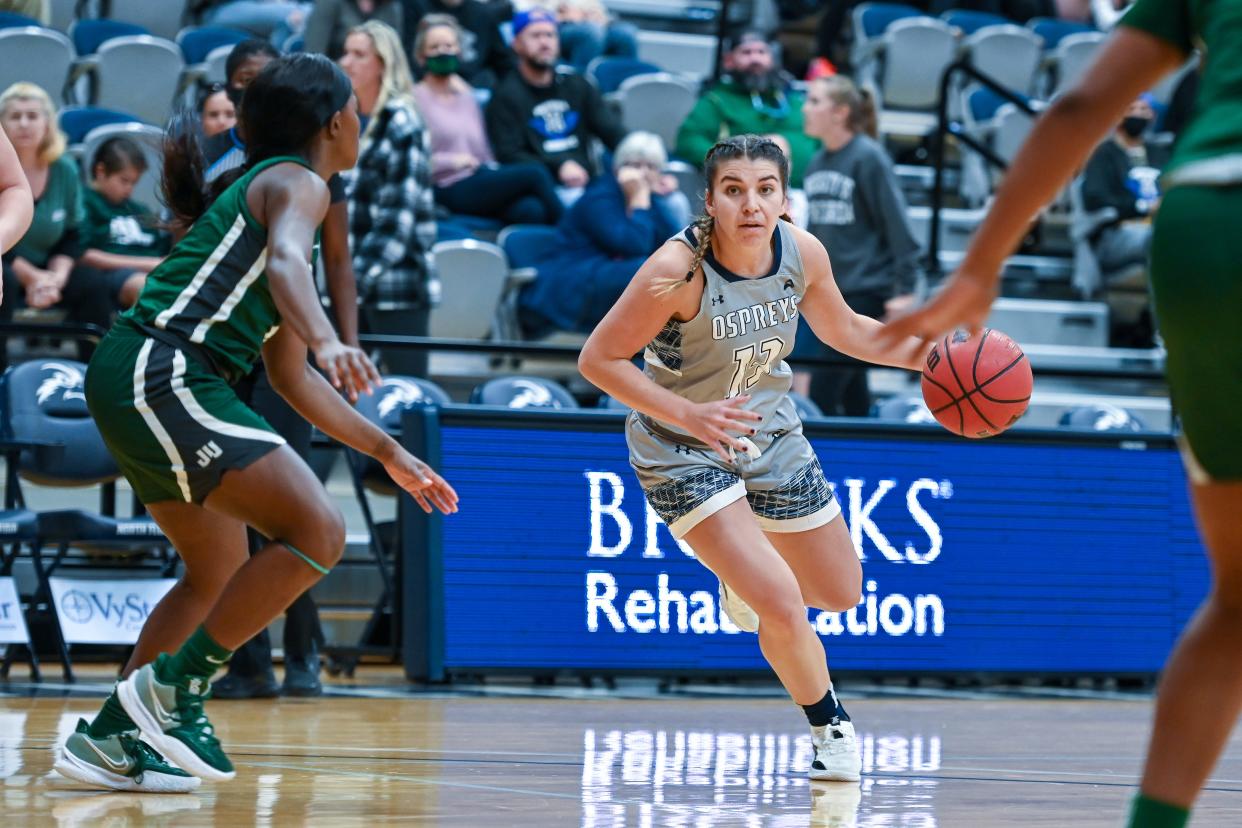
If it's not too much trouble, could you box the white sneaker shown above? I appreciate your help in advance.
[718,579,759,633]
[809,720,861,782]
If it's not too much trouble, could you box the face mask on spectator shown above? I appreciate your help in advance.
[1121,116,1151,139]
[425,54,459,76]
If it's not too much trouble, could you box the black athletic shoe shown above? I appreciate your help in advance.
[282,655,322,697]
[210,671,280,700]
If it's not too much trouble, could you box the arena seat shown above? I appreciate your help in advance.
[1026,16,1095,48]
[939,8,1007,35]
[587,55,661,94]
[0,10,42,30]
[68,17,146,56]
[470,376,579,409]
[59,105,140,143]
[80,122,165,213]
[617,73,698,151]
[176,24,249,65]
[856,16,957,139]
[0,358,171,680]
[789,392,824,421]
[428,239,510,342]
[1058,403,1146,432]
[0,27,74,104]
[106,0,188,42]
[74,34,184,126]
[959,24,1043,96]
[1041,31,1106,98]
[873,395,937,424]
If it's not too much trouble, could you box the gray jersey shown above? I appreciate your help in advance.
[643,220,806,447]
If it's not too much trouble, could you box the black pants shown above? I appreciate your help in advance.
[361,305,430,378]
[0,263,121,369]
[228,362,323,675]
[808,290,888,418]
[435,163,563,226]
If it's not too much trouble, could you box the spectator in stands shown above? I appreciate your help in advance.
[198,83,236,138]
[304,0,404,60]
[79,136,169,310]
[190,0,313,48]
[406,0,513,88]
[519,131,684,336]
[797,75,922,416]
[1082,94,1166,274]
[486,8,625,191]
[554,0,639,72]
[202,40,282,182]
[0,83,117,366]
[340,20,438,376]
[413,15,562,225]
[676,30,819,187]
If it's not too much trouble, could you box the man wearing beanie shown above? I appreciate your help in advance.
[485,7,625,189]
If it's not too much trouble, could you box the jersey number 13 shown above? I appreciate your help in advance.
[728,336,784,398]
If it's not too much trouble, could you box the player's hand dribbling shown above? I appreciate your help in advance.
[380,444,459,515]
[314,340,381,402]
[682,395,764,462]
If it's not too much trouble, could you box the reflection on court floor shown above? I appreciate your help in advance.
[2,684,1242,826]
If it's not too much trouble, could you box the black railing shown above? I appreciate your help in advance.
[927,58,1040,280]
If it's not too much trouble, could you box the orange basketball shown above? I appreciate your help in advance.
[921,328,1033,438]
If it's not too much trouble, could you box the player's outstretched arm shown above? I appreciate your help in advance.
[255,164,377,401]
[882,26,1185,344]
[262,325,458,515]
[579,241,761,462]
[0,129,34,259]
[793,228,930,372]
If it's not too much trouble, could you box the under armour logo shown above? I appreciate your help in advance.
[673,443,691,455]
[783,279,795,292]
[195,441,223,469]
[710,294,725,306]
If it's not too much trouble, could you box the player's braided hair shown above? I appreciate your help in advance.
[651,134,792,297]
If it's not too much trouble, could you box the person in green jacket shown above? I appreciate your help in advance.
[675,31,820,187]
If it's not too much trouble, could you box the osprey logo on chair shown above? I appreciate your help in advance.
[195,441,223,469]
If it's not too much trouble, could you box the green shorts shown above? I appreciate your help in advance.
[1150,184,1242,482]
[85,325,285,504]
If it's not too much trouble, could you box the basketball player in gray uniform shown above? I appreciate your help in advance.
[580,135,930,782]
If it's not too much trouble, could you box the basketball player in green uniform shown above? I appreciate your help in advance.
[53,54,457,793]
[883,3,1242,825]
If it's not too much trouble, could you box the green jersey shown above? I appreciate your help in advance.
[1122,0,1242,176]
[122,155,318,383]
[82,189,170,258]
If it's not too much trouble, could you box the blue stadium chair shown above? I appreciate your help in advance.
[872,395,937,424]
[940,9,1008,35]
[498,224,559,270]
[176,25,249,65]
[59,105,141,143]
[0,10,41,30]
[967,86,1031,122]
[1027,17,1095,49]
[75,34,184,129]
[789,392,824,421]
[587,56,661,94]
[69,17,147,55]
[1058,404,1145,432]
[0,359,171,680]
[470,376,578,409]
[854,3,923,38]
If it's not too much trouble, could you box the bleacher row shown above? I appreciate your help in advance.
[0,0,1173,436]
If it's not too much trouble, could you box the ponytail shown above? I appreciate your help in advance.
[160,109,210,237]
[855,86,878,139]
[651,214,714,297]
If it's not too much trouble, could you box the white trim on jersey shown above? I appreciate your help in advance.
[154,213,248,330]
[189,250,268,344]
[666,481,747,539]
[133,339,193,502]
[753,499,842,534]
[169,352,286,446]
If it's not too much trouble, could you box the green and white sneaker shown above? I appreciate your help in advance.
[118,657,235,782]
[54,719,201,793]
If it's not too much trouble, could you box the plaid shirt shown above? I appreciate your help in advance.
[342,100,439,309]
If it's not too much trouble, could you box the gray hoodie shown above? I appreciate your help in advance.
[803,134,922,298]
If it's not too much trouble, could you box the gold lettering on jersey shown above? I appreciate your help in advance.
[710,295,800,340]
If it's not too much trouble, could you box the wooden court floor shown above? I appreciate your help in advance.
[3,677,1242,826]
